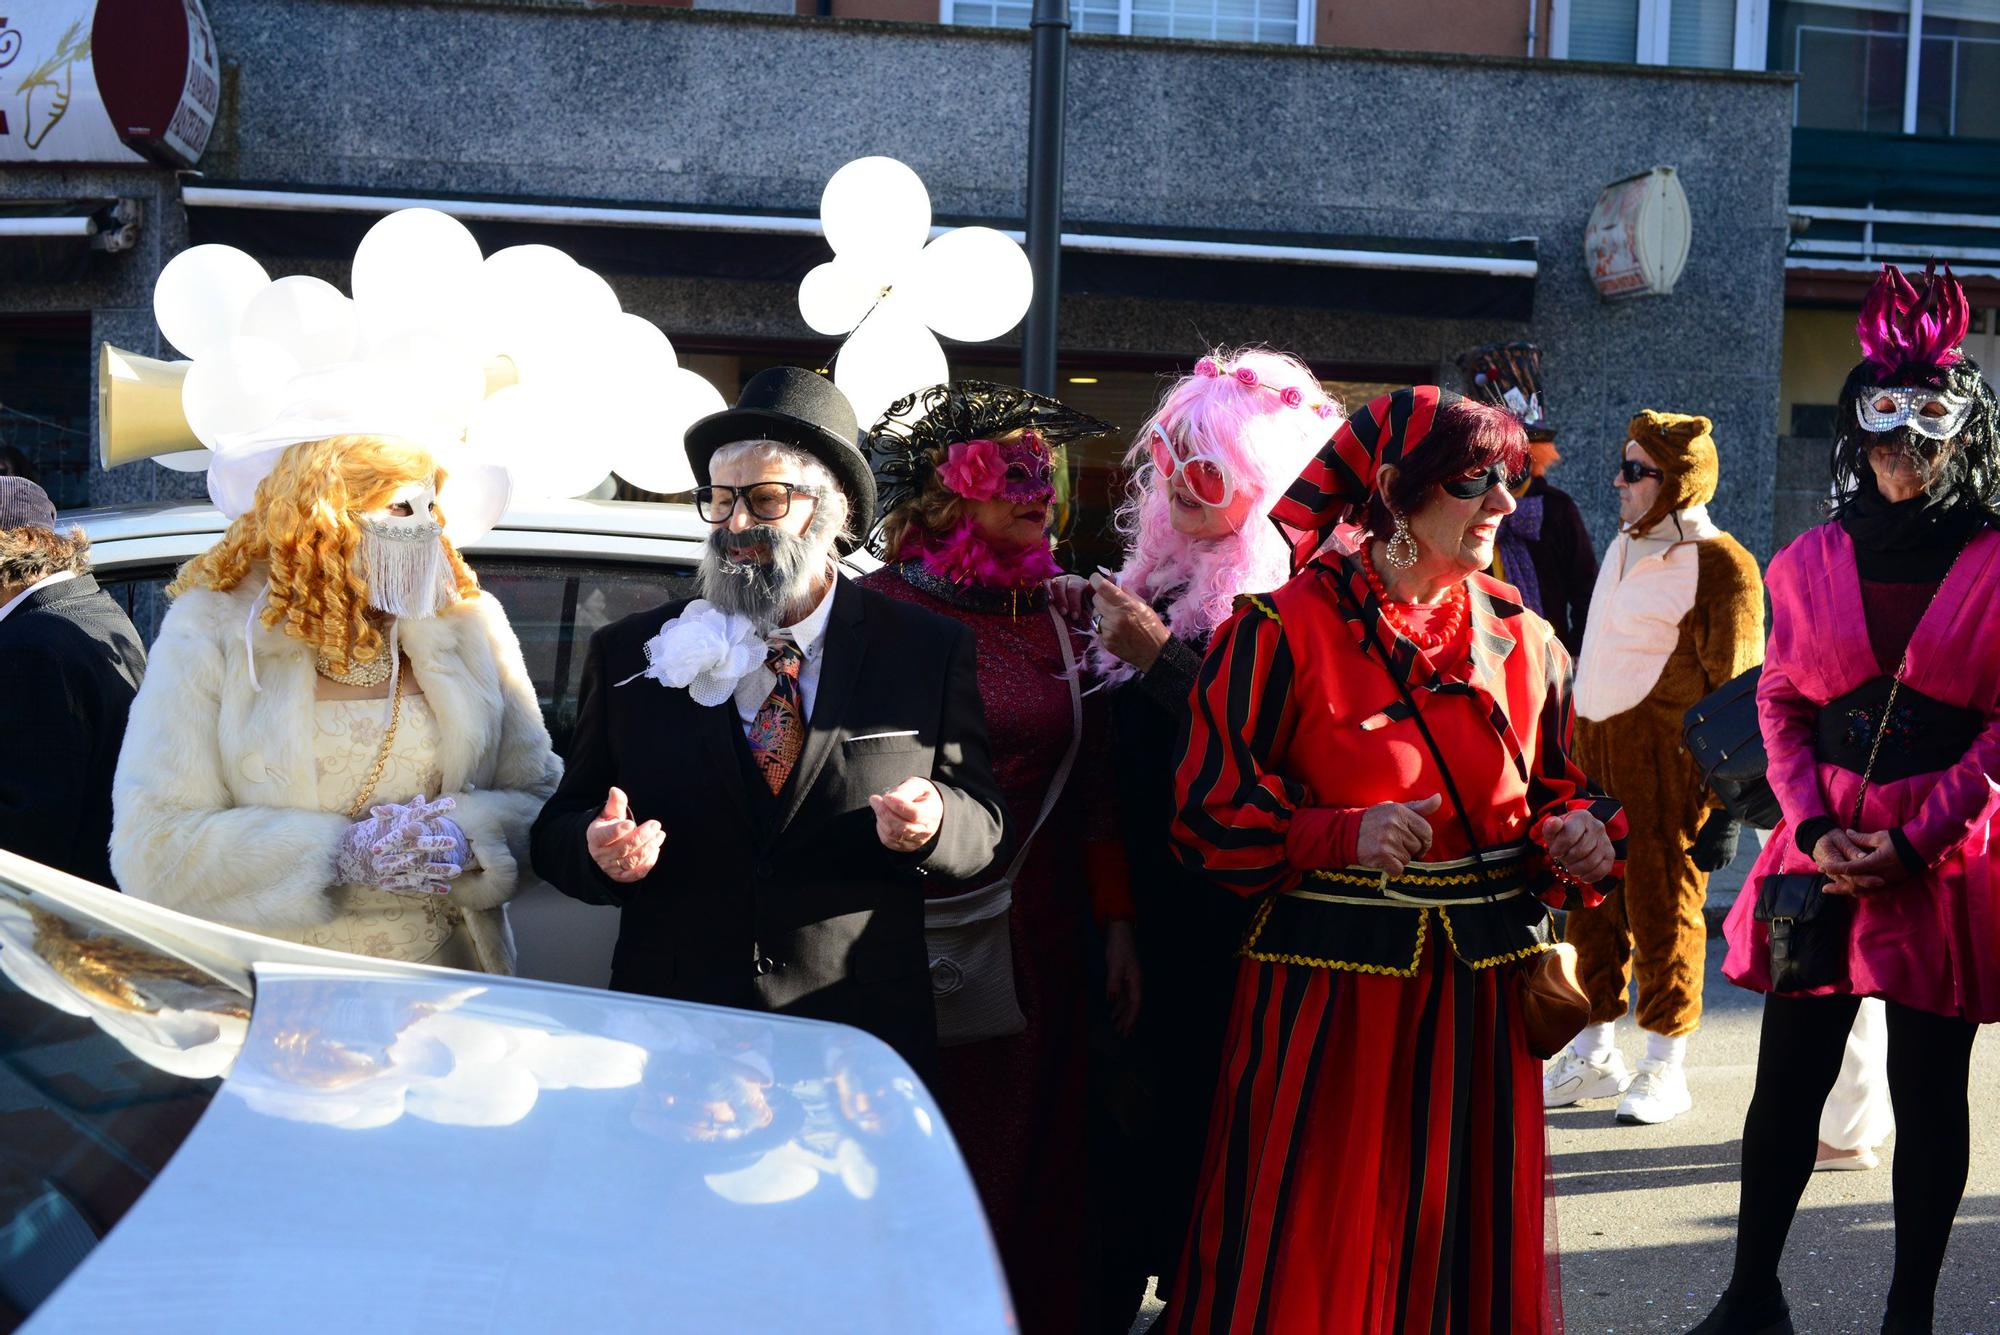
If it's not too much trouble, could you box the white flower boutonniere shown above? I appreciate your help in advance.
[616,600,767,707]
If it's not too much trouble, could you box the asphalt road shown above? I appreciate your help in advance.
[1552,946,2000,1335]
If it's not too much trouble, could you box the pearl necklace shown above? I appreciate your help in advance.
[316,648,392,687]
[1360,542,1467,654]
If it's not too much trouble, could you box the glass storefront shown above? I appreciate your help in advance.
[0,315,91,508]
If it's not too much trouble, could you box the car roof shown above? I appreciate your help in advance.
[66,497,715,546]
[0,850,1008,1331]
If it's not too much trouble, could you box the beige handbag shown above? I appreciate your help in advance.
[925,604,1082,1047]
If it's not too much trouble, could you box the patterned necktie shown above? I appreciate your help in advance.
[748,641,805,795]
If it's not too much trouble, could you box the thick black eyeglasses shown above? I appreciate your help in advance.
[1618,459,1665,484]
[693,482,822,523]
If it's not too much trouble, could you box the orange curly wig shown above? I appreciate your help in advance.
[168,435,479,673]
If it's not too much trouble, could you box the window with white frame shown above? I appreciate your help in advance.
[1552,0,1771,68]
[1768,0,2000,138]
[943,0,1312,45]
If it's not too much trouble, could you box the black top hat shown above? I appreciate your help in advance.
[684,367,877,553]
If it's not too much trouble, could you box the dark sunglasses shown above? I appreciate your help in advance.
[1441,460,1529,500]
[693,482,821,523]
[1618,459,1665,484]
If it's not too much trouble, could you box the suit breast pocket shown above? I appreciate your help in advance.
[841,731,925,758]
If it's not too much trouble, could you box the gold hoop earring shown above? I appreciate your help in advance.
[1387,511,1419,570]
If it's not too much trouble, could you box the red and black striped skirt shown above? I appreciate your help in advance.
[1167,933,1558,1334]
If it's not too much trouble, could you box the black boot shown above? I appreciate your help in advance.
[1687,1286,1794,1335]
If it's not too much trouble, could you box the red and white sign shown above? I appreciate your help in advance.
[1584,165,1692,302]
[0,0,216,169]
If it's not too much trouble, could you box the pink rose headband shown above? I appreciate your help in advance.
[1193,356,1338,419]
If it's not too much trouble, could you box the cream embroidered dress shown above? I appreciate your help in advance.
[259,690,479,968]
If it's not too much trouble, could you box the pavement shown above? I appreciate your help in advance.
[1130,834,2000,1333]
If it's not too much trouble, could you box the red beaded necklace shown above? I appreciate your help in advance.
[1359,540,1468,654]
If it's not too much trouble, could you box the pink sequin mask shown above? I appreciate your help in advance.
[936,430,1056,506]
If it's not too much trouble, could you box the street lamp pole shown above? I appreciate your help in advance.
[1020,0,1069,395]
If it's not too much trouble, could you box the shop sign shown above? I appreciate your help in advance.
[0,0,217,169]
[1585,165,1692,301]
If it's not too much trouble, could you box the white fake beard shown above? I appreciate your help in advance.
[358,519,455,619]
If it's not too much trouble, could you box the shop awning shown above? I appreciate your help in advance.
[181,182,1539,321]
[0,199,143,281]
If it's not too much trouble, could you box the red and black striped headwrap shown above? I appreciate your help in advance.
[1270,385,1460,571]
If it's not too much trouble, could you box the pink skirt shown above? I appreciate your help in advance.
[1722,761,2000,1022]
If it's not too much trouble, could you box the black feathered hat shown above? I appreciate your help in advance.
[863,380,1112,554]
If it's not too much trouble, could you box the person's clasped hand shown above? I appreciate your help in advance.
[871,777,943,853]
[1814,828,1909,895]
[1540,810,1615,883]
[589,786,664,884]
[1356,794,1442,876]
[337,794,466,895]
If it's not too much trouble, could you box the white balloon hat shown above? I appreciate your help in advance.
[800,157,1035,428]
[146,209,728,512]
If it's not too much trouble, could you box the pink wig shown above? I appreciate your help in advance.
[1100,347,1341,680]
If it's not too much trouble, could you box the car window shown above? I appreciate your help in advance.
[93,557,694,761]
[471,558,693,757]
[0,888,237,1334]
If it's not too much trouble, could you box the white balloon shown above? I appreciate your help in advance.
[610,367,727,496]
[153,245,270,361]
[180,336,303,450]
[821,156,931,270]
[239,275,361,369]
[569,267,622,321]
[798,259,886,337]
[152,448,214,473]
[366,328,489,425]
[350,208,484,340]
[595,312,677,383]
[835,303,948,431]
[910,227,1035,343]
[277,361,437,433]
[466,384,615,499]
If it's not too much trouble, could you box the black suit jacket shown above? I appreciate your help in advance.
[530,575,1011,1069]
[0,575,147,886]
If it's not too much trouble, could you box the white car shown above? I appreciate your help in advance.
[0,501,999,1334]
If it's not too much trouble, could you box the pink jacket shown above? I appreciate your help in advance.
[1723,523,2000,1021]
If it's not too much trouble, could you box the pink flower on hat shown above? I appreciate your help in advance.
[1279,386,1304,408]
[938,438,1008,500]
[1233,366,1260,388]
[1194,357,1221,378]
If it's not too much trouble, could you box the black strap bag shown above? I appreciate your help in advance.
[1682,666,1782,830]
[1751,872,1853,992]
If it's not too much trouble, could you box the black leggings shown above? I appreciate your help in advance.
[1727,991,1980,1328]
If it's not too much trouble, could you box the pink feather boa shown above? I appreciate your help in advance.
[907,516,1062,590]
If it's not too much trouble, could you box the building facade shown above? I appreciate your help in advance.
[1,0,1793,567]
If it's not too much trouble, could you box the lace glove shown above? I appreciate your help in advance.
[342,795,466,896]
[1690,810,1742,873]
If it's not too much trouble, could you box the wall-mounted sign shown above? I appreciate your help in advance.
[1585,165,1691,301]
[0,0,217,169]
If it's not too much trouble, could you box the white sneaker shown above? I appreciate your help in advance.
[1542,1047,1633,1108]
[1616,1058,1692,1124]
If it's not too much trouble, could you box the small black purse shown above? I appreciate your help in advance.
[1752,872,1853,992]
[1682,666,1782,830]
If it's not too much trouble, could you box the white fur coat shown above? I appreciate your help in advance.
[110,579,562,974]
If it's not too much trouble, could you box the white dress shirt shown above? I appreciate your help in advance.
[732,581,837,734]
[0,570,76,627]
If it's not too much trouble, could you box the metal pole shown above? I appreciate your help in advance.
[1021,0,1069,395]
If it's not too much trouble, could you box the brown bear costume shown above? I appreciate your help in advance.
[1555,411,1764,1118]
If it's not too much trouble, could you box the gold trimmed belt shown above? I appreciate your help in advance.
[1244,842,1547,975]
